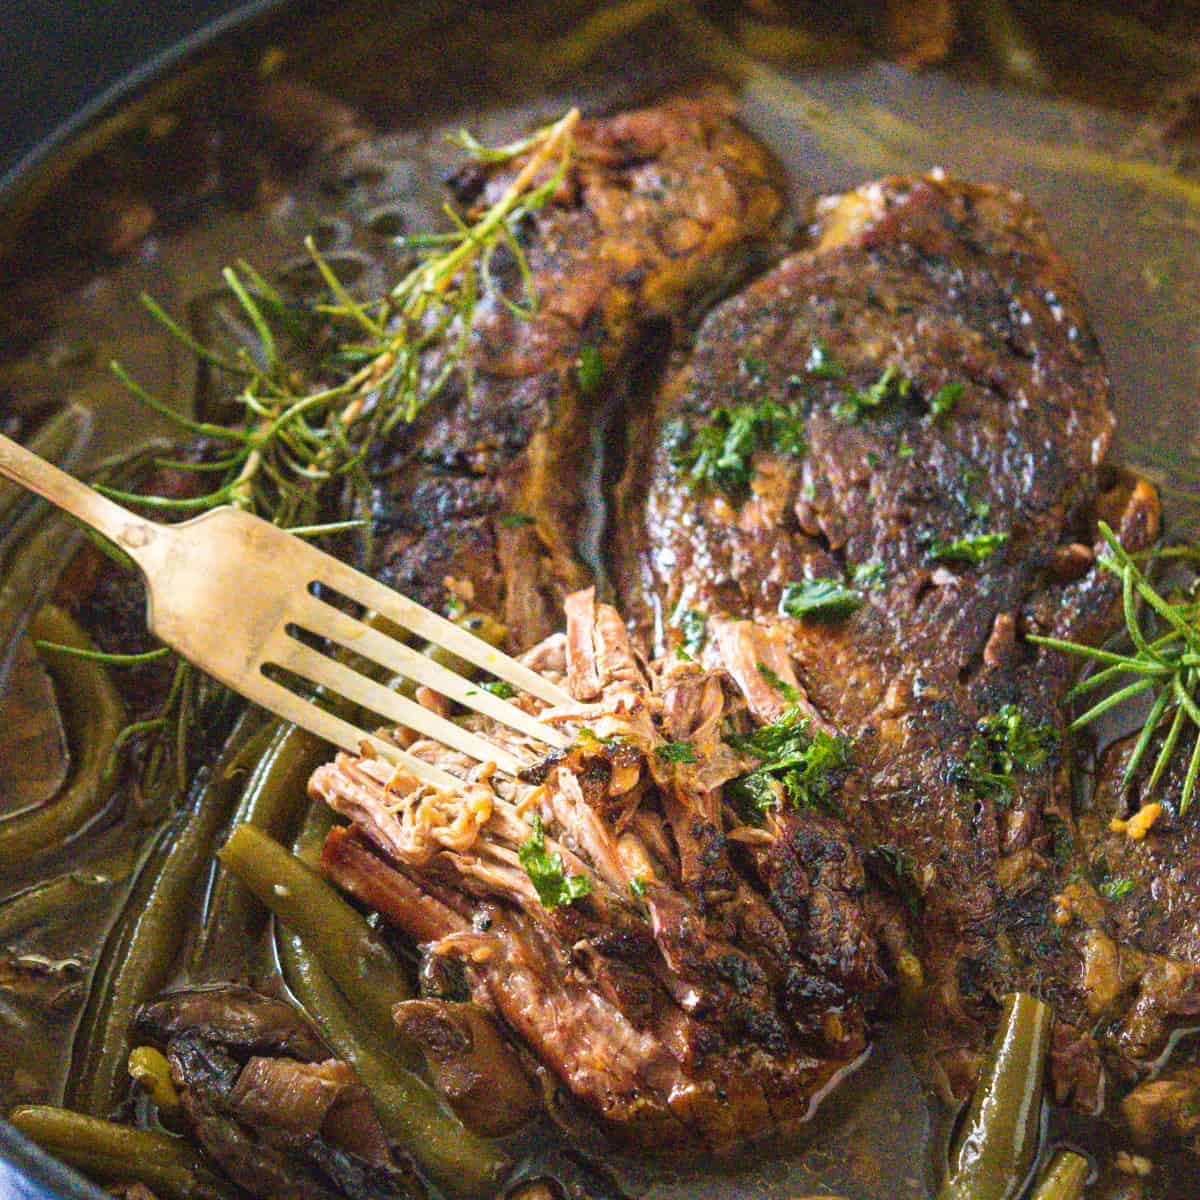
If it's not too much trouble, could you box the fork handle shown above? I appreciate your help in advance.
[0,432,163,568]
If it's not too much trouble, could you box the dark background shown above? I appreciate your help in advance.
[0,0,270,189]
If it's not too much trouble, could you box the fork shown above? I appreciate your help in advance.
[0,433,573,789]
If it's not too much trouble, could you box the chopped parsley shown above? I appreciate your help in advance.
[657,741,697,764]
[833,365,912,423]
[806,340,845,379]
[928,381,964,420]
[780,577,862,621]
[851,560,887,589]
[481,679,516,699]
[741,355,769,380]
[666,399,806,498]
[629,877,647,898]
[956,704,1058,803]
[870,844,923,917]
[497,512,535,529]
[928,531,1009,565]
[676,608,708,657]
[519,814,592,909]
[575,344,603,394]
[757,662,804,704]
[1100,876,1135,901]
[897,435,915,460]
[727,706,851,821]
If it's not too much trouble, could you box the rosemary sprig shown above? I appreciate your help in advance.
[1030,522,1200,813]
[81,108,579,798]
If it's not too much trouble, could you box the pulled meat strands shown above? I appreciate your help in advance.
[616,170,1163,1103]
[365,94,784,650]
[310,590,886,1153]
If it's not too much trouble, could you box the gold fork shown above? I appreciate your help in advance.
[0,433,572,789]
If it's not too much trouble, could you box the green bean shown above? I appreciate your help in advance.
[939,992,1052,1200]
[279,928,509,1196]
[217,825,412,1036]
[1030,1150,1090,1200]
[191,720,328,975]
[380,608,506,699]
[0,404,92,534]
[67,713,268,1116]
[0,605,125,862]
[8,1106,229,1200]
[0,864,130,942]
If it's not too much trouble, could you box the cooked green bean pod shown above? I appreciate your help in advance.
[939,992,1053,1200]
[8,1106,230,1200]
[217,824,413,1036]
[279,928,509,1195]
[379,608,506,699]
[67,713,268,1116]
[1031,1150,1090,1200]
[0,605,125,862]
[191,720,328,974]
[0,863,131,942]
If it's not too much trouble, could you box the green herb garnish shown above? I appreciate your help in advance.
[519,814,592,909]
[757,663,804,704]
[95,109,581,796]
[780,577,862,621]
[928,531,1009,564]
[497,512,535,529]
[727,707,851,821]
[851,560,887,589]
[481,679,516,699]
[657,741,697,764]
[870,844,922,917]
[806,340,844,379]
[897,435,915,460]
[629,877,647,898]
[576,343,603,394]
[928,381,964,419]
[1099,876,1135,900]
[956,704,1057,802]
[1030,523,1200,815]
[667,399,805,498]
[676,608,708,657]
[833,365,911,422]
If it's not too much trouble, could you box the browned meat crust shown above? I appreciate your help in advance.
[615,171,1162,1095]
[311,591,886,1153]
[363,94,784,649]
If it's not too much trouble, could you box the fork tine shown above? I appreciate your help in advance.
[275,639,530,777]
[305,553,574,707]
[295,593,570,750]
[245,672,461,789]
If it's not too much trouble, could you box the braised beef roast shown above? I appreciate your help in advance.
[614,172,1166,1099]
[360,93,784,649]
[307,119,1200,1164]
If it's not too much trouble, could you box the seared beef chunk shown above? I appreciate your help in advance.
[615,172,1162,1095]
[133,986,423,1200]
[363,94,784,649]
[311,591,887,1153]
